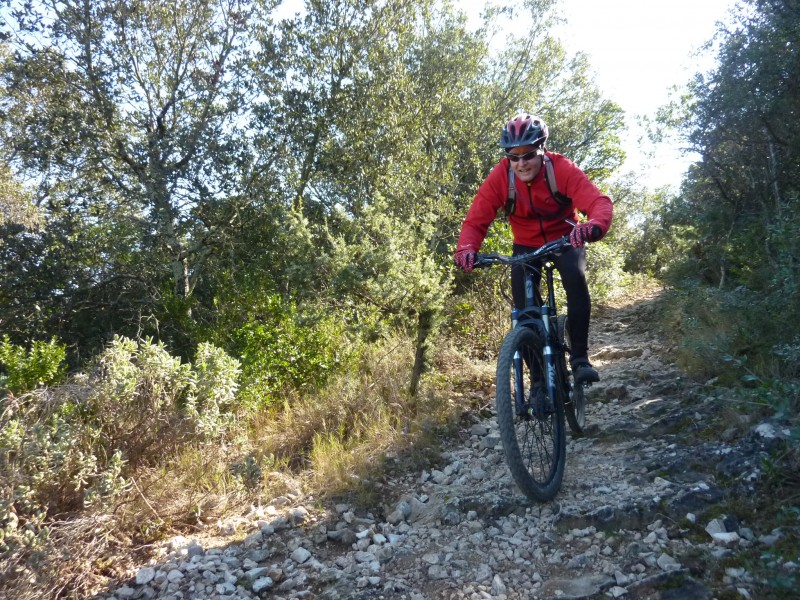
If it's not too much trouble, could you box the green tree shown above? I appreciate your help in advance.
[1,0,283,351]
[642,0,800,379]
[0,165,40,230]
[674,0,800,291]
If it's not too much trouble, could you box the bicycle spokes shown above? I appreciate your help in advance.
[496,326,566,502]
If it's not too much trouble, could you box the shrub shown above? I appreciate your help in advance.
[0,336,241,554]
[0,336,66,395]
[660,285,800,383]
[185,342,241,438]
[87,336,194,464]
[586,239,631,305]
[233,295,353,407]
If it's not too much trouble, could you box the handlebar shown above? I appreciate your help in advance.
[473,236,572,268]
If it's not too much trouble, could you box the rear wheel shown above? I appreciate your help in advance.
[558,315,586,435]
[495,325,566,502]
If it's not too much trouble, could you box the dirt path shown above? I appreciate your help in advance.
[98,289,775,600]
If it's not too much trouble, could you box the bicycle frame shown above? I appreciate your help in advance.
[473,235,574,417]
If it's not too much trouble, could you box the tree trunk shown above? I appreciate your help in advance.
[172,257,190,298]
[410,308,435,399]
[764,126,782,219]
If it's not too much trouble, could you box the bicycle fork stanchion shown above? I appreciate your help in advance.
[541,304,558,414]
[511,308,525,415]
[541,261,560,415]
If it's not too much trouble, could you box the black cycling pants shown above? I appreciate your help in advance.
[511,244,591,361]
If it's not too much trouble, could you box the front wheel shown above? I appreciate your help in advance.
[495,326,566,502]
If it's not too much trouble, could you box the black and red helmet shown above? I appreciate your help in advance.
[500,113,548,149]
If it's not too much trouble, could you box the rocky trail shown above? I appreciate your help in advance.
[97,290,790,600]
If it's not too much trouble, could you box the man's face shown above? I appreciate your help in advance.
[507,145,543,183]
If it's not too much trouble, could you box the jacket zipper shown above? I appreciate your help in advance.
[527,183,548,243]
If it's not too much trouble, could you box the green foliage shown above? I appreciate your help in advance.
[0,0,644,594]
[652,0,800,292]
[86,336,242,450]
[0,336,66,395]
[233,295,353,407]
[0,336,240,553]
[585,236,629,305]
[659,286,800,382]
[0,0,629,375]
[0,0,284,356]
[0,162,40,229]
[186,342,241,438]
[0,396,130,552]
[631,3,800,490]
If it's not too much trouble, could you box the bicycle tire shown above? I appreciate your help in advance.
[495,325,566,502]
[557,315,586,435]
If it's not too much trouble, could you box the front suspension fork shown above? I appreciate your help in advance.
[541,305,558,410]
[511,307,558,415]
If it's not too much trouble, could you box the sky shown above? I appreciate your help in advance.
[463,0,739,188]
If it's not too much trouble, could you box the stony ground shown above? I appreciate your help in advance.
[95,288,793,600]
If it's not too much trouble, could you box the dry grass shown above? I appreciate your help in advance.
[0,330,492,598]
[249,336,428,498]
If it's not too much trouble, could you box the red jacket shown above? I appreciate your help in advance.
[456,152,613,250]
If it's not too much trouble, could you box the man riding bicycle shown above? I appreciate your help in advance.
[453,112,613,384]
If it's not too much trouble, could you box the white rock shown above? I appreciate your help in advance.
[115,586,136,599]
[290,547,312,564]
[167,535,189,551]
[710,531,741,545]
[754,423,778,438]
[166,569,184,582]
[216,581,236,594]
[475,563,493,582]
[251,576,274,592]
[243,530,262,548]
[290,506,309,523]
[427,565,449,580]
[245,567,269,581]
[135,567,156,585]
[354,551,376,563]
[725,567,746,579]
[491,574,507,594]
[657,553,681,571]
[705,518,726,536]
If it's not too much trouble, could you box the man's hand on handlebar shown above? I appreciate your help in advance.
[453,245,477,272]
[569,223,602,249]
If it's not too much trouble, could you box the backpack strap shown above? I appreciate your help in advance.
[542,154,572,207]
[504,168,517,218]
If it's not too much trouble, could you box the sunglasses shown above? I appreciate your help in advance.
[506,150,541,163]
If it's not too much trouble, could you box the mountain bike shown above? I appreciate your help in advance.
[474,236,589,501]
